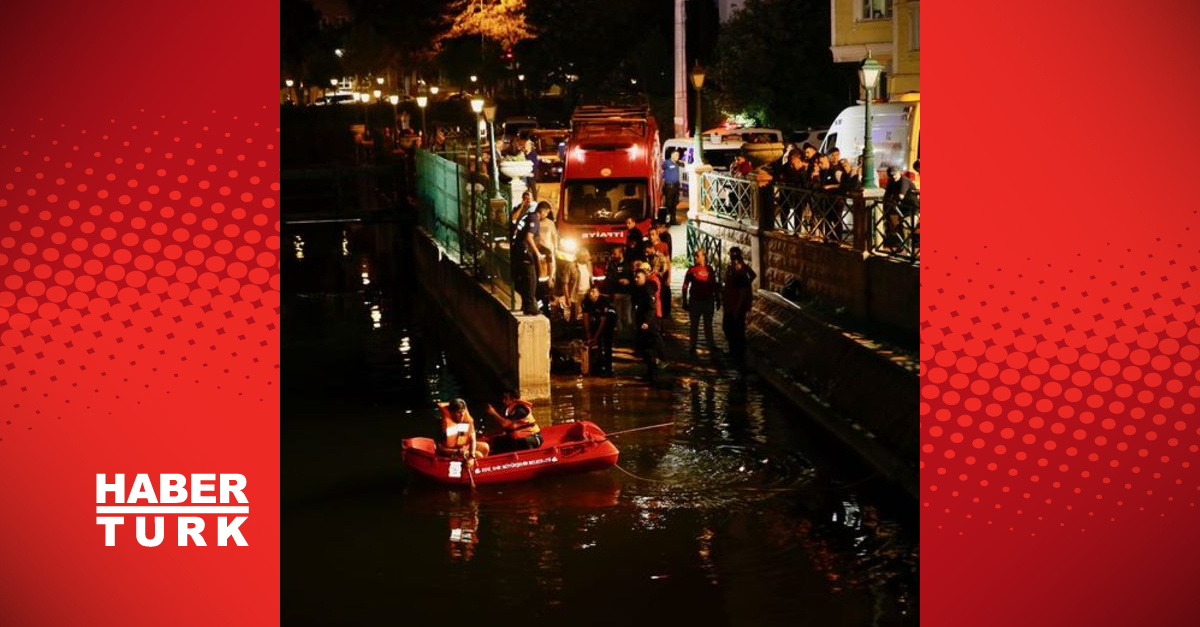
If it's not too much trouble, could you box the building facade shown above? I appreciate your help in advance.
[830,0,920,97]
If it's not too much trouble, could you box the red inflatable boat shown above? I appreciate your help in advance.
[402,420,620,486]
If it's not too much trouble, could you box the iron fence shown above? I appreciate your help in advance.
[871,191,920,264]
[693,171,920,265]
[415,149,517,308]
[698,172,758,223]
[686,222,726,281]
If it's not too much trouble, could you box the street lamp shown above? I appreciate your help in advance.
[858,54,884,190]
[690,61,706,165]
[285,79,294,87]
[376,77,385,86]
[416,95,428,136]
[470,97,486,273]
[372,89,382,100]
[430,85,439,96]
[470,75,478,83]
[517,74,525,81]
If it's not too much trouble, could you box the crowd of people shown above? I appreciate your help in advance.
[506,193,758,382]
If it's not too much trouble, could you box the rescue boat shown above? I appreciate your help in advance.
[401,421,620,486]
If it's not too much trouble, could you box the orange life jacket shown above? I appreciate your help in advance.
[440,405,474,452]
[503,399,540,439]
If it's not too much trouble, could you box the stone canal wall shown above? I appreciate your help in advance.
[411,228,551,402]
[746,292,919,497]
[691,212,919,494]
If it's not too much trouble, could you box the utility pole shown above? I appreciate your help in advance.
[673,0,688,139]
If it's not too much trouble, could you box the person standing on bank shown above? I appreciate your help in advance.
[722,247,757,365]
[486,390,543,454]
[624,216,645,264]
[660,149,682,225]
[632,269,661,382]
[605,246,634,336]
[582,285,617,376]
[682,248,719,357]
[512,202,549,315]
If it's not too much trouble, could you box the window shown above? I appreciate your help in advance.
[860,0,892,21]
[563,179,648,224]
[910,8,920,50]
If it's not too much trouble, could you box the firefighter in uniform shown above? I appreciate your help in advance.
[485,390,543,454]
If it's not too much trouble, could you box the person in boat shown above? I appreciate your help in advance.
[485,391,543,454]
[438,398,489,460]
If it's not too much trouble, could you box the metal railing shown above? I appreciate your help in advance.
[698,172,757,223]
[415,149,516,309]
[686,222,726,280]
[694,171,920,265]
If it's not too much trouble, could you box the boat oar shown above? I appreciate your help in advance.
[601,422,676,438]
[465,455,477,490]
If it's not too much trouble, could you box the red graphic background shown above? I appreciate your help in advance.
[0,1,279,625]
[925,0,1200,624]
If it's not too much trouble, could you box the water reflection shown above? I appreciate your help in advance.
[282,220,917,626]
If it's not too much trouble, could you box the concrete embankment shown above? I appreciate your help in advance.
[409,226,551,402]
[746,291,918,497]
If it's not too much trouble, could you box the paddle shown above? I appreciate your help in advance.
[465,455,477,490]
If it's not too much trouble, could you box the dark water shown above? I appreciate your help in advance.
[281,221,918,626]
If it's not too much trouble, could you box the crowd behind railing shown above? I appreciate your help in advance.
[691,143,920,263]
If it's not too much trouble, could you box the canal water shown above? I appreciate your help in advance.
[281,221,918,626]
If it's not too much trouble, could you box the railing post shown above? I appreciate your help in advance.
[851,190,867,253]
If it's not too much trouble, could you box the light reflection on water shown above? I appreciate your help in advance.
[282,222,917,627]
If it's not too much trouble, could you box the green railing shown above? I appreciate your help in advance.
[415,149,516,309]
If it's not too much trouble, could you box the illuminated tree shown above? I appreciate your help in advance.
[440,0,536,50]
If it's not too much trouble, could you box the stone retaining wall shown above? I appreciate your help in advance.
[411,228,551,402]
[747,292,918,496]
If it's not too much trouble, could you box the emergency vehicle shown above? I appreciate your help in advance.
[556,104,662,281]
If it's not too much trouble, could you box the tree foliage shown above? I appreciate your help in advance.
[710,0,854,130]
[440,0,536,50]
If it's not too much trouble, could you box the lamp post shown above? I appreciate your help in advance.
[859,54,883,190]
[416,95,428,137]
[430,85,439,97]
[470,97,486,273]
[483,103,501,198]
[390,95,402,134]
[690,61,706,166]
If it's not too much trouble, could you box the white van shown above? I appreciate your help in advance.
[819,93,920,185]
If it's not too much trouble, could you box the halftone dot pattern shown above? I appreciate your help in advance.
[0,107,279,441]
[921,232,1200,534]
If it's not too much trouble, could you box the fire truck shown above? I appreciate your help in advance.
[556,103,662,281]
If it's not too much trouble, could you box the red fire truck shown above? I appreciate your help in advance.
[556,104,662,281]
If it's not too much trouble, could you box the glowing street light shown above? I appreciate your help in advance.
[430,86,440,96]
[517,74,525,81]
[690,61,706,165]
[285,79,294,87]
[330,78,338,87]
[470,97,485,115]
[334,48,344,57]
[376,77,385,85]
[859,54,884,190]
[470,75,478,83]
[416,95,428,137]
[390,95,401,105]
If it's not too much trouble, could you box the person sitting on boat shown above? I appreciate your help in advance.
[485,391,543,454]
[438,399,489,460]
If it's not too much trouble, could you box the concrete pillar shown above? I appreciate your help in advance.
[516,314,551,403]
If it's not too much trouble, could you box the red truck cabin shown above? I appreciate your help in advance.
[557,105,662,281]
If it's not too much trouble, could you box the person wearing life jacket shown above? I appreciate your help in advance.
[485,390,543,454]
[438,398,489,460]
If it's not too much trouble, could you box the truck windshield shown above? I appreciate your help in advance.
[563,179,648,224]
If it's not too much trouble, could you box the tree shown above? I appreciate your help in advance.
[439,0,536,50]
[709,0,855,131]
